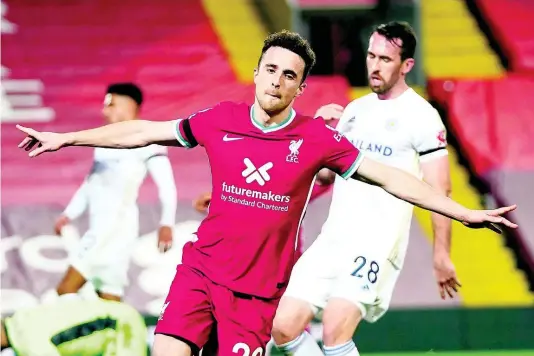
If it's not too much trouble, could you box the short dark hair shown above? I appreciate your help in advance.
[373,21,417,61]
[258,30,316,82]
[106,82,143,106]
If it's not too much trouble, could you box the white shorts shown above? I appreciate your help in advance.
[284,233,404,323]
[70,216,139,297]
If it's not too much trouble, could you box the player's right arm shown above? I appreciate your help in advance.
[17,105,221,157]
[55,179,89,235]
[17,120,178,157]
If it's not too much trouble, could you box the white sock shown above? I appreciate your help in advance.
[324,340,359,356]
[276,331,324,356]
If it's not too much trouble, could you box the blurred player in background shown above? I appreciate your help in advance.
[1,295,147,356]
[271,22,459,356]
[54,83,177,301]
[17,30,517,356]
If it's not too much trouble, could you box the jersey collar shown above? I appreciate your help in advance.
[250,106,296,133]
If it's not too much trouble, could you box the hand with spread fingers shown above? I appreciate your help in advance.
[433,254,461,300]
[462,205,518,233]
[17,125,69,157]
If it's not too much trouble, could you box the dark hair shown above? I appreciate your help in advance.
[373,21,417,61]
[106,82,143,106]
[258,30,316,82]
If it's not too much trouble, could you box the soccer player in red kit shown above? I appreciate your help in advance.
[17,31,517,356]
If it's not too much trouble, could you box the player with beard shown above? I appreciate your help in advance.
[271,22,461,356]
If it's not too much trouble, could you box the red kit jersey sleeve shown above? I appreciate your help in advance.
[319,124,364,179]
[174,104,224,148]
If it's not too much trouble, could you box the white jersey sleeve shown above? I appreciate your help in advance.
[63,180,89,220]
[413,108,448,162]
[145,146,177,227]
[337,101,358,134]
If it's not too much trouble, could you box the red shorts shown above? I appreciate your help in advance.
[155,264,280,356]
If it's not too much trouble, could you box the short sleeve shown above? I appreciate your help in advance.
[174,105,222,148]
[413,108,448,162]
[321,125,364,180]
[336,101,357,134]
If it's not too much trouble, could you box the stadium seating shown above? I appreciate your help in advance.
[437,75,534,274]
[0,0,245,206]
[421,0,503,78]
[474,0,534,74]
[1,0,356,207]
[421,0,534,306]
[291,0,377,9]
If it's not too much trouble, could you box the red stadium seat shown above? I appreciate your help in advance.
[475,0,534,74]
[1,0,351,206]
[443,74,534,273]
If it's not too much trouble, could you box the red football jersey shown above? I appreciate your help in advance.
[174,101,363,298]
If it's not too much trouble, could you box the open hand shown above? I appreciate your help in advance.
[462,205,518,234]
[433,255,461,300]
[17,125,68,157]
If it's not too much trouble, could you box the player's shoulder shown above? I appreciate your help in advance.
[295,112,342,140]
[402,89,437,113]
[400,89,442,124]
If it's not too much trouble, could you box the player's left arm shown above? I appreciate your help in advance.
[323,122,516,233]
[353,157,517,233]
[146,148,177,253]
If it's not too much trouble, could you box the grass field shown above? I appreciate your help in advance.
[367,351,534,356]
[269,349,534,356]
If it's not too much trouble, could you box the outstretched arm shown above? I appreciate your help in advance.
[147,154,177,253]
[17,120,180,157]
[353,156,518,232]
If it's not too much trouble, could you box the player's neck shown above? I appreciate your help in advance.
[377,82,410,100]
[252,102,294,127]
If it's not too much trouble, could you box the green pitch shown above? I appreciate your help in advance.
[366,351,534,356]
[270,350,534,356]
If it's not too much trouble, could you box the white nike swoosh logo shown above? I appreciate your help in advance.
[223,134,244,142]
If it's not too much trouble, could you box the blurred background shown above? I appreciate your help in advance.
[1,0,534,355]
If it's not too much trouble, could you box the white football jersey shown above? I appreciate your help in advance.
[65,145,167,229]
[318,88,448,268]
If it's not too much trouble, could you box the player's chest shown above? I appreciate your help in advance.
[206,132,319,185]
[342,113,413,160]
